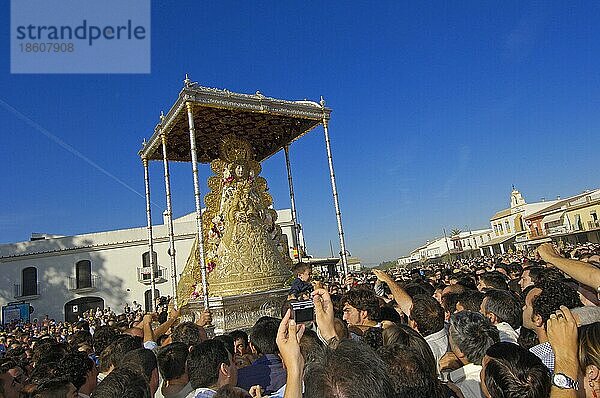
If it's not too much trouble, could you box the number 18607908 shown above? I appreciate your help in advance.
[20,42,74,52]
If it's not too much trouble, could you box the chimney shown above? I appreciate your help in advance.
[163,210,169,225]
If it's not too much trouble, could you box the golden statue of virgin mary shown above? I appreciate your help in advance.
[178,135,292,301]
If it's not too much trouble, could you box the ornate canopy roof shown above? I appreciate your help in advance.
[139,79,331,163]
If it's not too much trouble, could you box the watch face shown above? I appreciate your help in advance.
[553,374,568,388]
[553,373,578,389]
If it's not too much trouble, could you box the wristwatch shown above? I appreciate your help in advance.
[552,373,579,390]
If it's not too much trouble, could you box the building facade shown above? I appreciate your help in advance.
[396,187,600,265]
[519,189,600,249]
[0,209,297,322]
[449,229,494,259]
[481,189,559,255]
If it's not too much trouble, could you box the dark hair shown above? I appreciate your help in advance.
[57,351,94,389]
[121,348,157,380]
[441,292,460,315]
[0,358,17,374]
[410,294,445,337]
[171,322,206,346]
[187,340,230,389]
[537,268,566,285]
[361,327,384,351]
[92,367,150,398]
[304,339,396,398]
[100,335,142,372]
[67,330,93,350]
[27,362,62,390]
[522,266,544,285]
[517,327,540,350]
[32,340,68,365]
[483,342,550,398]
[457,290,484,312]
[156,342,188,381]
[213,334,235,357]
[378,345,445,398]
[92,326,120,357]
[449,311,499,365]
[75,320,90,331]
[229,330,248,347]
[403,283,432,298]
[455,275,477,291]
[32,378,73,398]
[480,272,508,290]
[578,322,600,371]
[483,289,523,329]
[292,262,311,275]
[299,329,324,365]
[379,305,402,324]
[507,262,523,277]
[342,288,381,322]
[381,324,437,378]
[532,282,582,324]
[249,318,279,355]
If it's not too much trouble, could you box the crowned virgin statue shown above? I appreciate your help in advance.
[182,135,292,298]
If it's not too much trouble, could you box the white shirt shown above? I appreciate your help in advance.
[448,363,484,398]
[424,328,449,372]
[495,322,519,344]
[162,382,193,398]
[185,387,216,398]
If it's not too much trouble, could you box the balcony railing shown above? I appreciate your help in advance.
[68,275,101,291]
[588,220,600,230]
[13,282,40,298]
[137,266,168,284]
[546,225,569,235]
[515,234,530,242]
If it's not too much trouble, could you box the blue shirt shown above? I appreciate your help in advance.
[289,277,313,298]
[237,354,287,395]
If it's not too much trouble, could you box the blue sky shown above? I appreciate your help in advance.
[1,1,599,264]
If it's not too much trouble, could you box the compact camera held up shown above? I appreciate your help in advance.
[290,300,315,323]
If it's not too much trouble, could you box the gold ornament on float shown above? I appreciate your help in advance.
[177,135,291,303]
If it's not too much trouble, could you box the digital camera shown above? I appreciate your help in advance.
[290,300,315,323]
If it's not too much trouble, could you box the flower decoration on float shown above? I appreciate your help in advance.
[190,283,201,299]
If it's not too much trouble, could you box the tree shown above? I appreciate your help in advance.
[450,228,462,237]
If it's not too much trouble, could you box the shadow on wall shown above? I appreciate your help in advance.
[0,237,127,322]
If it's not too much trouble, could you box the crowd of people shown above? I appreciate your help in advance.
[1,241,599,398]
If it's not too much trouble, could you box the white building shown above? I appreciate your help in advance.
[346,257,363,272]
[482,189,559,255]
[0,209,297,323]
[449,229,494,258]
[453,229,494,251]
[401,237,453,263]
[396,255,419,267]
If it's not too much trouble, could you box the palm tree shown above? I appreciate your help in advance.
[450,228,462,237]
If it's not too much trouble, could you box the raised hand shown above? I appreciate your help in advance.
[312,288,337,341]
[276,309,305,372]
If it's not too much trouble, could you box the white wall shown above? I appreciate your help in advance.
[0,210,295,321]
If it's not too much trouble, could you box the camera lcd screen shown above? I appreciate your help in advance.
[291,300,315,323]
[293,306,315,323]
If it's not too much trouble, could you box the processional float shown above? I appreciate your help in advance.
[139,76,348,332]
